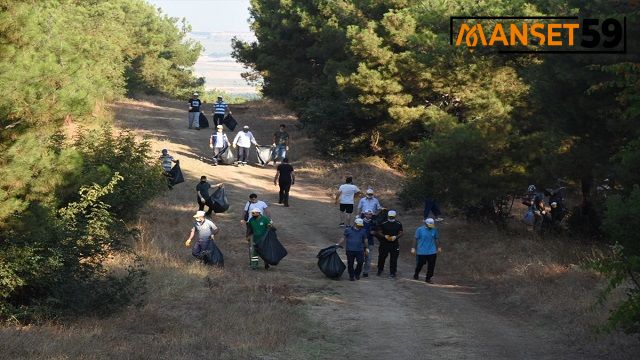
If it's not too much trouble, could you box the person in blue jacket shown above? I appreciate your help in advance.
[412,218,441,283]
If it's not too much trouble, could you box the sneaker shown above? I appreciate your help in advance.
[339,223,345,227]
[349,277,355,281]
[362,273,369,278]
[426,278,433,284]
[413,274,419,280]
[355,275,360,280]
[195,128,200,130]
[242,162,247,166]
[265,263,270,270]
[435,217,444,222]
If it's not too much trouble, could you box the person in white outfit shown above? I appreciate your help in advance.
[335,176,361,227]
[209,125,230,166]
[232,125,259,166]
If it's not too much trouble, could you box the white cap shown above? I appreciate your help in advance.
[388,210,397,217]
[366,188,374,194]
[425,218,435,225]
[250,208,262,214]
[364,209,373,214]
[243,125,250,129]
[354,218,364,226]
[193,92,199,96]
[193,210,206,218]
[216,125,223,129]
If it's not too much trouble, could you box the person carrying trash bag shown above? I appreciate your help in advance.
[184,211,223,266]
[336,218,368,281]
[246,208,274,270]
[209,125,230,166]
[317,245,347,279]
[232,125,259,166]
[376,210,403,278]
[412,218,441,283]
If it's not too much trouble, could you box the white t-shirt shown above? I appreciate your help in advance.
[244,200,268,220]
[338,184,360,204]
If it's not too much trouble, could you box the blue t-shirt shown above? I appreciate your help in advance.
[415,226,439,255]
[343,226,367,252]
[189,98,201,112]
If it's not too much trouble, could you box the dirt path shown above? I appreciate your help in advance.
[113,98,590,359]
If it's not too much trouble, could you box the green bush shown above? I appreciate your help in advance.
[588,186,640,334]
[0,126,162,322]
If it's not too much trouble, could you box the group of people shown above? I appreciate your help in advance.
[187,93,230,130]
[179,96,445,282]
[335,177,443,283]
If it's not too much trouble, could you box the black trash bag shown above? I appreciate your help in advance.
[199,113,210,128]
[168,163,185,185]
[255,228,288,265]
[217,145,235,165]
[255,145,275,165]
[210,187,230,213]
[223,114,237,131]
[317,245,346,279]
[204,242,224,266]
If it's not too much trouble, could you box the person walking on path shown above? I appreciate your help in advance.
[213,96,230,127]
[274,158,295,207]
[184,210,220,262]
[357,188,382,215]
[241,193,271,223]
[412,218,441,283]
[377,210,403,278]
[265,124,289,166]
[423,197,444,222]
[196,176,223,217]
[246,208,274,270]
[336,218,368,281]
[159,149,179,188]
[360,209,376,277]
[209,125,230,166]
[335,176,361,227]
[188,92,202,130]
[159,148,178,172]
[232,125,259,166]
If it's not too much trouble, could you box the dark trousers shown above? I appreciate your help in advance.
[279,181,291,205]
[213,113,225,126]
[236,147,249,162]
[346,250,364,279]
[415,254,437,280]
[197,196,214,215]
[377,241,399,275]
[423,198,441,218]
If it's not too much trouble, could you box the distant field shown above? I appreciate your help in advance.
[190,32,260,96]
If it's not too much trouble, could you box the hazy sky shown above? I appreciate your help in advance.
[146,0,252,33]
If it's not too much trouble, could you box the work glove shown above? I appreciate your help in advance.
[410,248,416,255]
[272,143,276,147]
[209,144,213,149]
[365,248,370,256]
[232,144,236,149]
[286,146,289,151]
[185,239,191,247]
